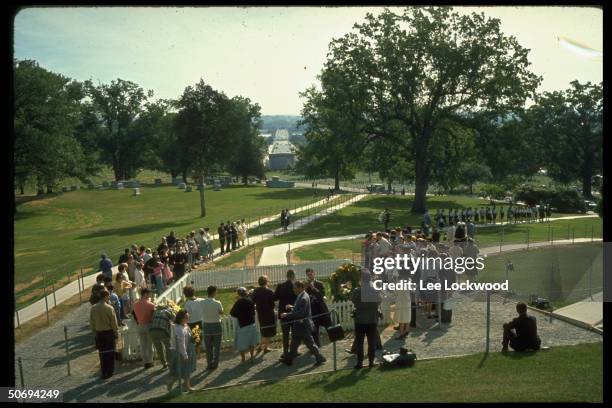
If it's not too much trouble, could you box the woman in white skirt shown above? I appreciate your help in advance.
[395,284,412,340]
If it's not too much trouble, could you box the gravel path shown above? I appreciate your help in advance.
[15,291,601,402]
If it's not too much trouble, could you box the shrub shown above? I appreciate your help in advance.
[514,185,586,213]
[479,184,506,200]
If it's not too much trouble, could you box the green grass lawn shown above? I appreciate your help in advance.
[157,342,602,403]
[479,242,603,308]
[14,185,320,308]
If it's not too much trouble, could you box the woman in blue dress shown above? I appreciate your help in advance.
[167,309,197,393]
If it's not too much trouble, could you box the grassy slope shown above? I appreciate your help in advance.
[14,185,318,307]
[159,342,602,403]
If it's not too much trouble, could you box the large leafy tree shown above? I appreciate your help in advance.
[320,7,541,212]
[297,69,365,190]
[467,111,539,186]
[527,81,602,198]
[226,96,267,184]
[85,78,153,181]
[131,99,188,180]
[174,79,238,217]
[14,59,88,195]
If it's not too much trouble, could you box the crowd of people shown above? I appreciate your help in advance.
[88,205,544,388]
[96,221,250,302]
[88,266,341,388]
[89,251,542,389]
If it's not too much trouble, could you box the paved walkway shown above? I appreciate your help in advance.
[15,193,360,327]
[14,288,601,402]
[553,292,603,330]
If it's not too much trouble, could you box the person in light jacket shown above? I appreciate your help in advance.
[167,309,196,393]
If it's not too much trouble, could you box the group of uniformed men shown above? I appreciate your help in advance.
[432,204,552,228]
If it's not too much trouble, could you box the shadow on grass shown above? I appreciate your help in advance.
[253,189,320,201]
[76,220,193,239]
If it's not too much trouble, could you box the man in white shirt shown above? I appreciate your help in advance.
[203,228,213,261]
[201,285,224,370]
[142,248,152,264]
[195,228,207,263]
[375,232,392,257]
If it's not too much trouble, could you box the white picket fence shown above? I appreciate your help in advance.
[119,259,393,360]
[188,259,349,290]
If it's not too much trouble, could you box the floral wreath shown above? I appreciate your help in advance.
[330,263,361,302]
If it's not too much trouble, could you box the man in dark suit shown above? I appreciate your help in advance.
[274,269,297,360]
[224,221,232,253]
[502,302,541,352]
[280,280,326,366]
[305,268,331,347]
[217,223,226,255]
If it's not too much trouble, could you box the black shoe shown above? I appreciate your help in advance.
[281,358,293,366]
[314,358,326,366]
[393,325,400,330]
[144,363,154,369]
[354,363,364,369]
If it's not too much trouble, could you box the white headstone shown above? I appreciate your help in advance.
[116,182,124,190]
[178,182,187,190]
[133,187,141,196]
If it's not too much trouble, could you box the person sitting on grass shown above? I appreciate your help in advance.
[502,302,541,352]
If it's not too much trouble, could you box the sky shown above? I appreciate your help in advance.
[13,6,602,115]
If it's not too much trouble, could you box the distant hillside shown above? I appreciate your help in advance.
[261,115,302,132]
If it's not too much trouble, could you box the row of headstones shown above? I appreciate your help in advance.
[61,176,235,193]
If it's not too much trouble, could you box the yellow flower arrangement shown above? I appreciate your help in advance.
[191,325,202,345]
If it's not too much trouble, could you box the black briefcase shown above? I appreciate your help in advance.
[326,324,345,342]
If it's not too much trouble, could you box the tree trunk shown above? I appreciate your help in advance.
[412,157,428,213]
[582,149,593,198]
[242,175,248,185]
[199,175,206,218]
[469,183,473,196]
[112,152,121,181]
[170,170,178,180]
[182,169,188,184]
[46,185,53,194]
[334,173,340,191]
[582,171,592,198]
[19,183,24,195]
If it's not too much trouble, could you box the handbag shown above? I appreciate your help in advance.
[325,309,344,342]
[326,324,345,342]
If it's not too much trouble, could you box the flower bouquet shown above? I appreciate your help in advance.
[191,325,202,345]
